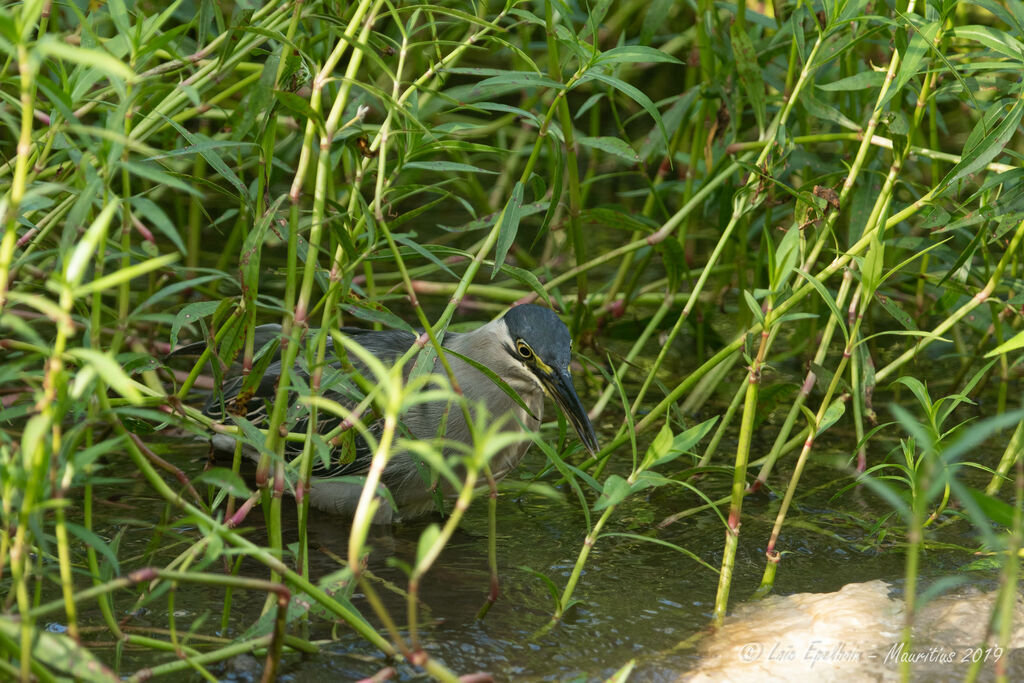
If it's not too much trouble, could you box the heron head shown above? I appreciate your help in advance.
[499,304,599,454]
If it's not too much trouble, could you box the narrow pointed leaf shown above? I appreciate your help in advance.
[939,97,1024,190]
[491,181,524,277]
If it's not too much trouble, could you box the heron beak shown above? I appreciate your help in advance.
[541,367,600,454]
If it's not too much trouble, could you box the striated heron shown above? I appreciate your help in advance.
[177,304,598,523]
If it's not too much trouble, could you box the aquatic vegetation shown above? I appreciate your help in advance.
[1,0,1023,679]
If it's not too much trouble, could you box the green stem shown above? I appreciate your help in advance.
[713,319,773,624]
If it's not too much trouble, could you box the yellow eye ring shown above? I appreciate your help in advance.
[516,340,533,359]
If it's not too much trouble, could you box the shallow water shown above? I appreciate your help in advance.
[64,423,1023,682]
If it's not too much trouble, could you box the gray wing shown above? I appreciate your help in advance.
[203,326,420,476]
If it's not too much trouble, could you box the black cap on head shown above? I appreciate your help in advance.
[502,304,599,454]
[501,304,571,366]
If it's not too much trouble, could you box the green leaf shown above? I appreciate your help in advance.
[519,565,563,612]
[594,474,631,511]
[594,45,683,66]
[472,71,565,94]
[577,136,640,164]
[985,328,1024,358]
[799,404,817,434]
[170,300,221,349]
[133,274,223,317]
[20,414,48,467]
[599,531,719,574]
[606,659,636,683]
[491,181,524,277]
[392,233,459,280]
[65,201,119,288]
[856,466,912,521]
[580,207,656,233]
[796,269,849,343]
[874,294,916,331]
[120,160,203,197]
[195,468,251,497]
[772,226,800,291]
[530,436,593,528]
[861,230,885,296]
[106,0,132,54]
[578,71,668,147]
[935,359,994,429]
[939,97,1024,190]
[497,263,552,307]
[404,160,498,175]
[341,302,417,334]
[641,423,673,469]
[146,139,254,162]
[36,35,135,82]
[161,116,252,207]
[130,196,185,253]
[535,133,564,244]
[73,253,179,298]
[641,0,673,42]
[574,93,604,120]
[274,89,326,135]
[730,21,767,133]
[960,487,1015,528]
[816,399,846,437]
[0,615,118,681]
[818,71,886,91]
[416,523,441,567]
[471,101,542,127]
[802,88,858,130]
[744,290,765,325]
[65,522,120,575]
[438,199,547,233]
[660,237,686,292]
[667,417,718,458]
[68,348,143,404]
[630,470,675,492]
[920,206,951,230]
[940,408,1024,465]
[951,24,1024,61]
[885,21,940,105]
[890,376,933,416]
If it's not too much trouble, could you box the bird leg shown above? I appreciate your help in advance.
[476,466,500,620]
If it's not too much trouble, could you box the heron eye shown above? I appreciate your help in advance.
[516,340,533,359]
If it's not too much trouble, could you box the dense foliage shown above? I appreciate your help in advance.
[2,0,1023,679]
